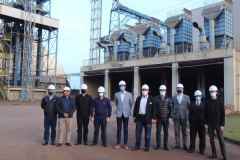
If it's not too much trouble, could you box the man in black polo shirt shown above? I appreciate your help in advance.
[204,85,227,160]
[75,84,92,145]
[90,86,112,147]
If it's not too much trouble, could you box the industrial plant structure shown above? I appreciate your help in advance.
[82,0,240,112]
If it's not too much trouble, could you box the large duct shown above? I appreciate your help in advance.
[111,30,123,62]
[135,23,150,58]
[193,22,207,51]
[202,5,223,49]
[153,31,166,54]
[98,43,110,63]
[122,37,135,59]
[164,16,182,54]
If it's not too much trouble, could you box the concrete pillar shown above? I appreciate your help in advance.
[172,63,179,96]
[197,68,206,98]
[134,67,140,101]
[80,71,84,94]
[104,70,109,98]
[224,57,236,110]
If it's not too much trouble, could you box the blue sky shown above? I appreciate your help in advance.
[50,0,211,89]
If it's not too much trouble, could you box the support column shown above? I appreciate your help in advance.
[36,28,42,87]
[113,41,118,62]
[138,35,144,58]
[209,19,215,50]
[80,71,84,94]
[172,63,179,96]
[13,23,20,86]
[104,70,109,98]
[224,57,236,110]
[134,67,140,101]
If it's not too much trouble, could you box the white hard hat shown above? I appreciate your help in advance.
[209,85,218,91]
[81,84,88,89]
[141,84,149,90]
[176,83,184,88]
[98,86,105,92]
[194,90,202,96]
[63,86,71,91]
[119,80,126,86]
[159,85,166,90]
[48,84,55,90]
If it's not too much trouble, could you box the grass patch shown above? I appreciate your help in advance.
[224,113,240,141]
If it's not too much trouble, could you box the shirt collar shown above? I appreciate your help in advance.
[142,95,148,99]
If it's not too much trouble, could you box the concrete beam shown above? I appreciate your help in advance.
[172,63,179,96]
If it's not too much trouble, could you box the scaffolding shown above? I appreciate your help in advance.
[0,0,59,100]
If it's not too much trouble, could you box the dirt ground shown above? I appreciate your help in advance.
[0,101,239,160]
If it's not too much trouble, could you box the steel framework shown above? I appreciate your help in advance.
[89,0,102,65]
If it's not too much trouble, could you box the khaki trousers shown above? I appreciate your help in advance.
[58,118,73,144]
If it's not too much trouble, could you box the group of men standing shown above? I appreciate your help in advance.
[41,81,228,160]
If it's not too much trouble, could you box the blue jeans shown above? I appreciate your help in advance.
[135,115,152,148]
[156,118,169,146]
[93,114,107,144]
[117,115,129,145]
[44,116,57,142]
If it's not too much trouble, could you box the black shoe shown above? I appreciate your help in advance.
[51,141,56,145]
[209,154,217,159]
[84,142,88,145]
[172,145,180,149]
[132,147,140,151]
[144,147,149,152]
[103,143,108,147]
[66,143,72,146]
[155,145,160,150]
[90,143,97,146]
[75,141,81,145]
[42,141,48,145]
[200,151,205,155]
[223,156,228,160]
[184,146,189,151]
[57,143,62,147]
[189,149,194,153]
[164,146,169,150]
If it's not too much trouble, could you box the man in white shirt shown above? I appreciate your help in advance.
[132,84,156,152]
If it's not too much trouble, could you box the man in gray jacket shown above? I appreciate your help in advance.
[172,83,190,151]
[114,80,133,149]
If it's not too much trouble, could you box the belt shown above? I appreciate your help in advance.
[138,114,146,116]
[95,113,107,116]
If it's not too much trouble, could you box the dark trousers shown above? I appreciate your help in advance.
[44,116,57,142]
[208,125,226,157]
[135,115,152,148]
[156,118,169,147]
[77,115,89,143]
[174,118,188,147]
[117,114,129,145]
[189,124,206,152]
[93,114,107,144]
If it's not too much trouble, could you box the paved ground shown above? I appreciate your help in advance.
[0,101,239,160]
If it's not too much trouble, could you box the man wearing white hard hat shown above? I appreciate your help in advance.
[189,90,205,154]
[132,84,156,152]
[90,86,112,147]
[41,84,58,145]
[154,85,173,151]
[172,83,190,151]
[204,85,227,160]
[56,86,76,147]
[75,84,92,145]
[113,80,133,149]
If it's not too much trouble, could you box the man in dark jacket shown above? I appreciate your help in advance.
[56,87,76,147]
[204,85,227,160]
[75,84,92,145]
[41,85,58,145]
[132,84,156,152]
[189,90,205,154]
[154,85,173,150]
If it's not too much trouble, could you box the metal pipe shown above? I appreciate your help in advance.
[122,37,135,59]
[98,43,110,63]
[193,22,207,51]
[170,28,176,54]
[209,19,215,49]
